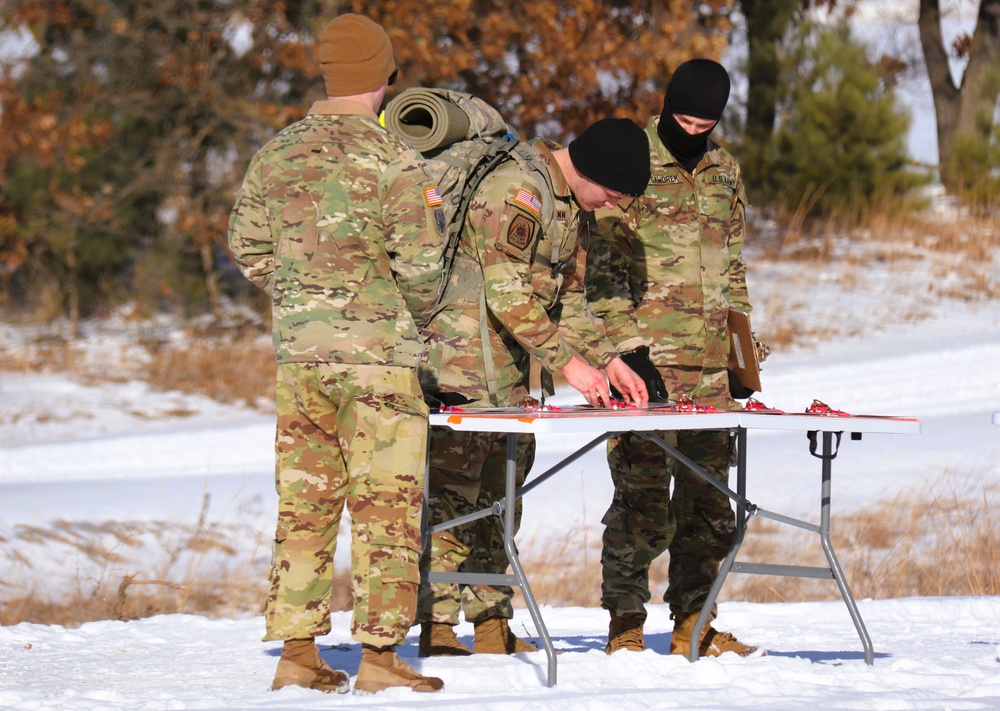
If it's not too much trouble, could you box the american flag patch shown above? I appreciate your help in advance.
[514,188,542,215]
[424,186,443,207]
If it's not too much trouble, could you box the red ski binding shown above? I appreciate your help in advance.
[742,397,784,414]
[671,395,718,413]
[805,399,851,417]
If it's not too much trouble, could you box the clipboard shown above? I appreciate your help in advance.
[728,308,762,392]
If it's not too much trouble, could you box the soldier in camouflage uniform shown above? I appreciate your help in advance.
[226,14,443,695]
[587,60,764,659]
[413,119,653,657]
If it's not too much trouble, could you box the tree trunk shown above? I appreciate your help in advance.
[200,239,221,320]
[918,0,1000,188]
[956,0,1000,136]
[739,0,797,197]
[742,0,796,141]
[66,245,80,339]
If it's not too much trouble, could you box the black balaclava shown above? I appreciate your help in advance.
[657,59,731,173]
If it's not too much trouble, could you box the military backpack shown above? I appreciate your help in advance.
[382,88,556,329]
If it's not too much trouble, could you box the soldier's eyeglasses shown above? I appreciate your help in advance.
[388,68,399,86]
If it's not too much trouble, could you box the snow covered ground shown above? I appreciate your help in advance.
[2,596,999,710]
[2,1,999,706]
[2,237,999,707]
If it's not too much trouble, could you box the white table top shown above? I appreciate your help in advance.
[429,406,921,436]
[993,411,1000,425]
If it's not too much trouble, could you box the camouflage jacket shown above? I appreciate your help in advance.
[227,100,427,367]
[419,138,618,403]
[587,115,751,371]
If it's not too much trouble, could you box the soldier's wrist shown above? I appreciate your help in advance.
[616,336,647,354]
[547,344,574,373]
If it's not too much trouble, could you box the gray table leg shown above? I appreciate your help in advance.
[423,430,615,686]
[691,428,875,665]
[689,427,749,662]
[424,422,874,679]
[818,431,874,665]
[500,433,557,686]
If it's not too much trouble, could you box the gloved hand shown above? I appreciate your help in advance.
[728,368,756,400]
[612,346,669,403]
[426,390,474,408]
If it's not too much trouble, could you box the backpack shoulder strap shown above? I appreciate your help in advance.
[510,143,560,274]
[425,134,522,323]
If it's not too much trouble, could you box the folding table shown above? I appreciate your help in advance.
[425,406,920,686]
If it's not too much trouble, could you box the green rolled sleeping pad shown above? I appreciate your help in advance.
[383,88,471,152]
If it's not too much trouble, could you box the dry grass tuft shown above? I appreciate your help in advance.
[142,337,276,407]
[0,315,276,409]
[513,478,1000,610]
[0,493,282,627]
[744,201,1000,351]
[2,478,996,628]
[832,481,1000,600]
[754,200,1000,302]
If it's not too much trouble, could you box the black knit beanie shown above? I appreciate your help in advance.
[657,59,731,172]
[568,118,651,196]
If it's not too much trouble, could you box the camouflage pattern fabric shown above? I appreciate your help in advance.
[600,366,736,614]
[418,426,536,624]
[227,100,428,368]
[264,362,428,646]
[587,115,750,371]
[411,139,616,623]
[419,138,617,403]
[379,145,465,324]
[588,115,751,616]
[228,100,433,646]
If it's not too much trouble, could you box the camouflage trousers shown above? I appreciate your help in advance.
[600,366,737,616]
[417,425,536,625]
[263,362,428,647]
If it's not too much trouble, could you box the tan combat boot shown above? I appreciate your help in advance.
[419,622,472,657]
[354,644,444,694]
[669,609,763,658]
[472,617,539,654]
[271,638,350,694]
[605,611,646,654]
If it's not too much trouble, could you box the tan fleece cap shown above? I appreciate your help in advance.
[318,14,396,97]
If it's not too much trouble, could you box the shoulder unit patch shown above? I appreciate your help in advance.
[505,214,536,252]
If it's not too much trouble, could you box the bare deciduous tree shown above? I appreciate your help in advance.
[918,0,1000,188]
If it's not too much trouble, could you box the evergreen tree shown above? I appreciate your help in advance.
[771,20,922,218]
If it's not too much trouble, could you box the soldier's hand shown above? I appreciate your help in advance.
[617,346,668,403]
[605,356,648,405]
[561,355,611,407]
